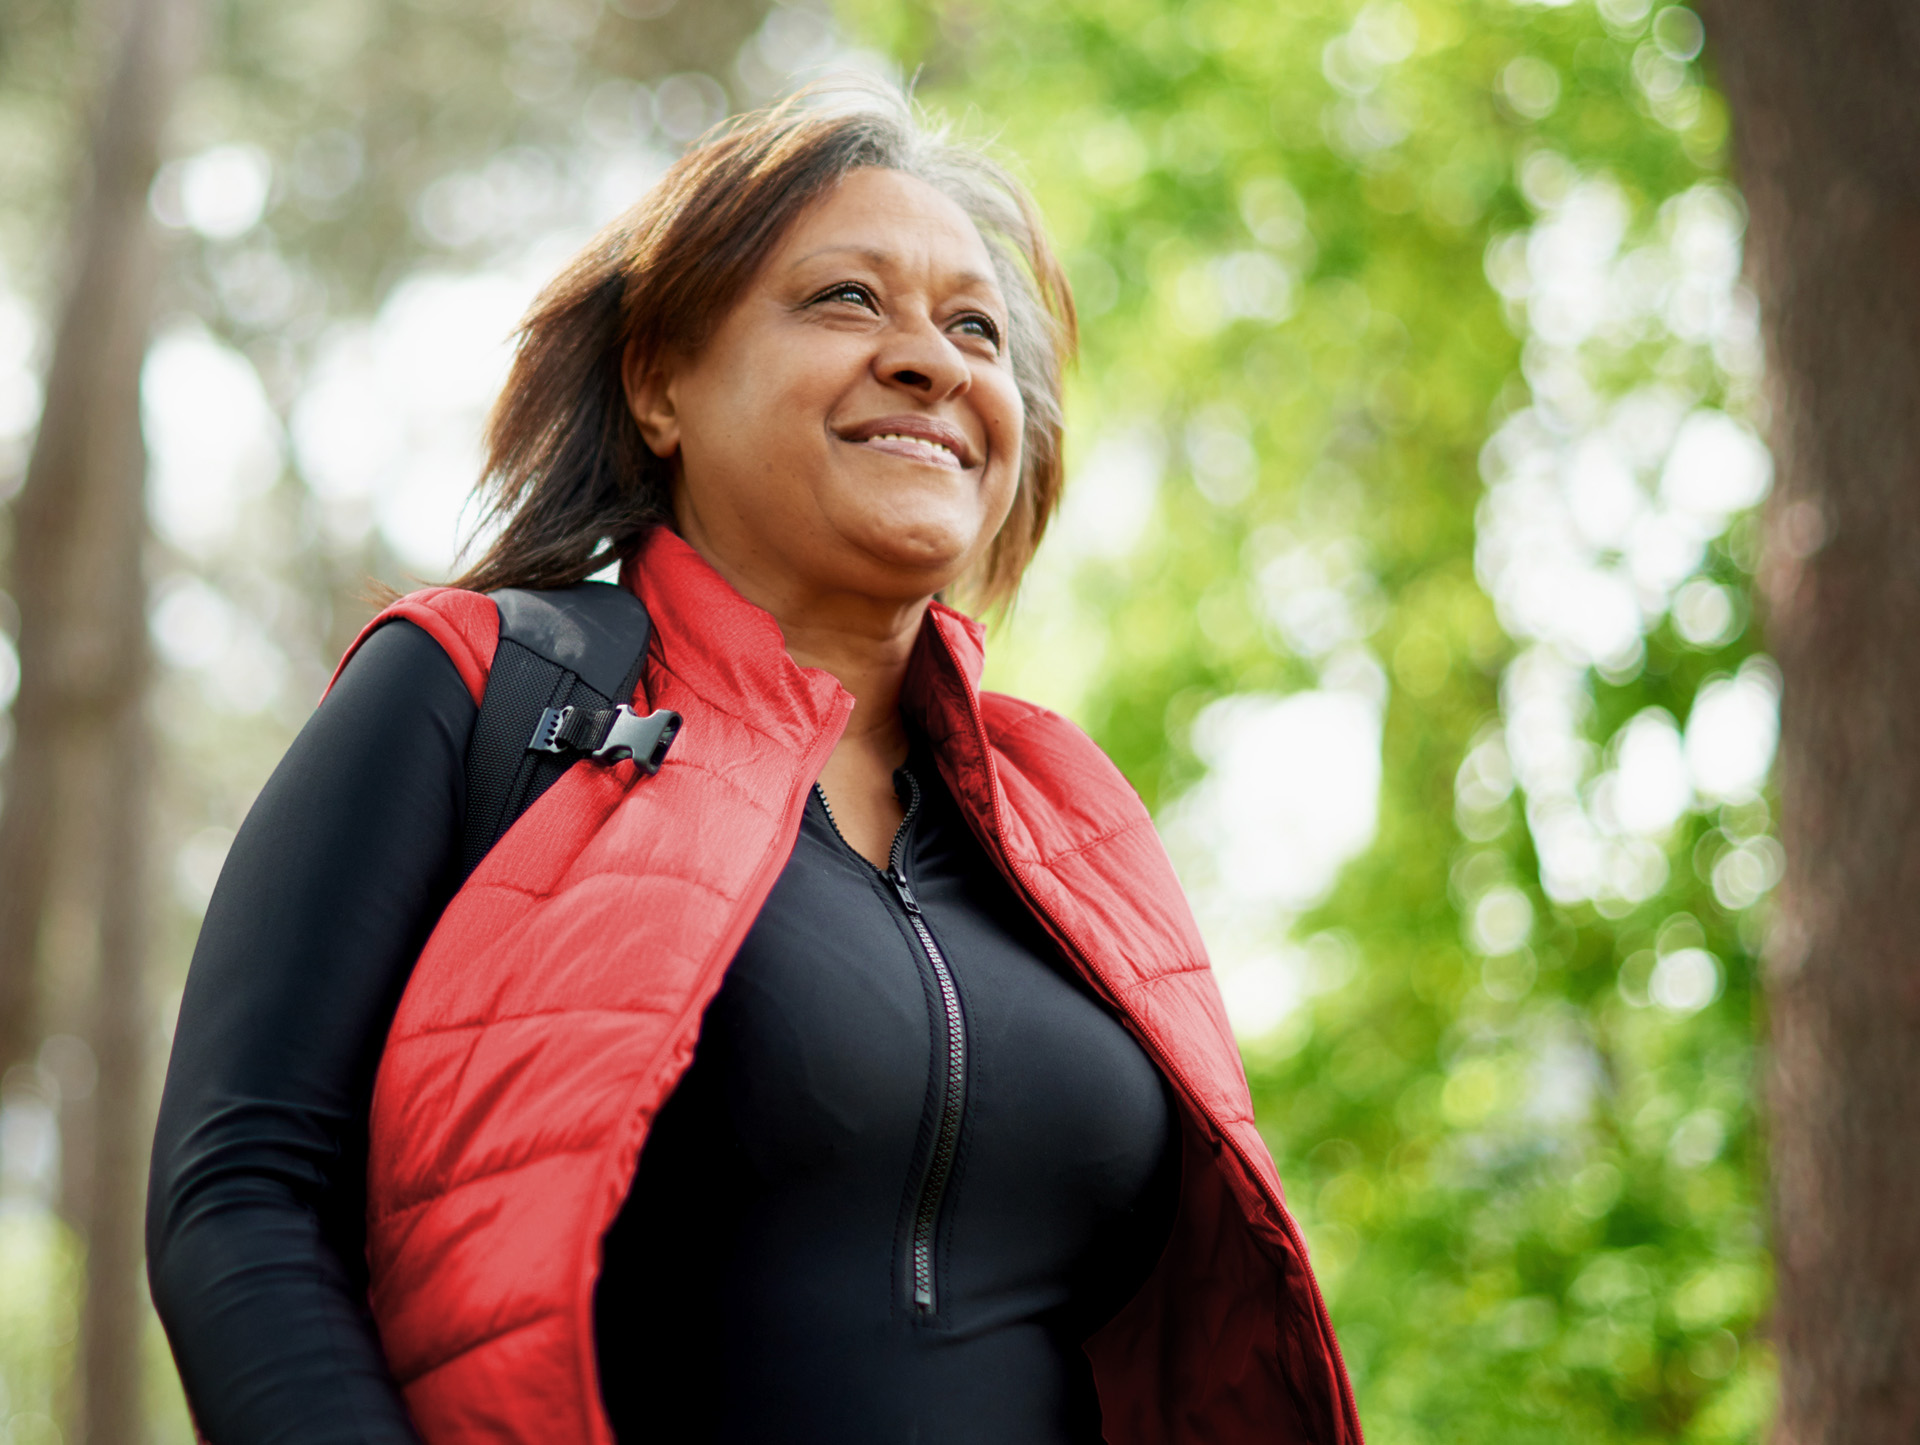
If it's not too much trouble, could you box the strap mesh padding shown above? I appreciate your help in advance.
[461,641,576,881]
[458,586,654,884]
[512,673,614,822]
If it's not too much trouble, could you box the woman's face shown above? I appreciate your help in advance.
[627,166,1024,609]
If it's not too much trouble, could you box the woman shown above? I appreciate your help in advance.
[147,87,1359,1445]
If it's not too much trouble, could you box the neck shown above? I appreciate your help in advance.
[673,525,928,767]
[779,603,922,765]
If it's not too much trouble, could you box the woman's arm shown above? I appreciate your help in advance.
[147,620,477,1444]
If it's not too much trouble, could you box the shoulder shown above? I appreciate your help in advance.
[326,587,500,707]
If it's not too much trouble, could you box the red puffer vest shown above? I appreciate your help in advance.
[337,527,1361,1444]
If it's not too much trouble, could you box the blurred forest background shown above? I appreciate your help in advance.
[0,0,1911,1440]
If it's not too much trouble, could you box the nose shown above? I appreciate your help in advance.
[875,314,970,400]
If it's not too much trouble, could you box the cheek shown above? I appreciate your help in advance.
[684,345,840,495]
[982,378,1026,511]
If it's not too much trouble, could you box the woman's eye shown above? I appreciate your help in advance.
[815,282,876,309]
[954,313,1002,349]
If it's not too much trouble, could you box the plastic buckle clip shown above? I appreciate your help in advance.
[588,705,681,773]
[528,704,682,774]
[529,705,575,754]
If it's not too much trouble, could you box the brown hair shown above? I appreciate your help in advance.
[450,80,1077,611]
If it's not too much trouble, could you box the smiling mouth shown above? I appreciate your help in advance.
[854,433,964,469]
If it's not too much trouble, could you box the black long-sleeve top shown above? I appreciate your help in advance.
[148,618,1179,1444]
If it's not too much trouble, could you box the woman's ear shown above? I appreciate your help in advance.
[622,338,680,459]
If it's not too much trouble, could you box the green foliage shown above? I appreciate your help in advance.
[850,0,1777,1437]
[0,1209,77,1437]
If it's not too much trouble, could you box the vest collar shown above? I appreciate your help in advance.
[621,526,988,751]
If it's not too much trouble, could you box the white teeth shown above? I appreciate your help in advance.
[867,433,957,461]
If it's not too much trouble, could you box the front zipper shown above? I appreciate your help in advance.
[813,771,967,1316]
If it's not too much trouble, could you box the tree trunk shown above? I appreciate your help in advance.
[80,623,154,1445]
[1695,2,1920,1439]
[0,0,194,1439]
[0,0,187,1064]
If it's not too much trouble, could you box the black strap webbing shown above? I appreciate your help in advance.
[458,582,662,884]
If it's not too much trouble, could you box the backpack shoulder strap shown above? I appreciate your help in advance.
[458,581,678,884]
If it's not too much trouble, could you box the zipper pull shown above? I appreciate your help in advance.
[886,866,922,915]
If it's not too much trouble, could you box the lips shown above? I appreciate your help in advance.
[837,414,980,470]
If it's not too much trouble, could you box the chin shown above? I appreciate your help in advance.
[840,516,981,593]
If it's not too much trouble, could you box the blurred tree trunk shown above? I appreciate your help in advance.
[1696,1,1920,1439]
[80,638,155,1445]
[0,0,179,1065]
[0,0,194,1439]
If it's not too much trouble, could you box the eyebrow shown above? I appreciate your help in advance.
[787,244,1002,299]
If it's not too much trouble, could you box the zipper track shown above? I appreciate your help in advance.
[814,774,966,1316]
